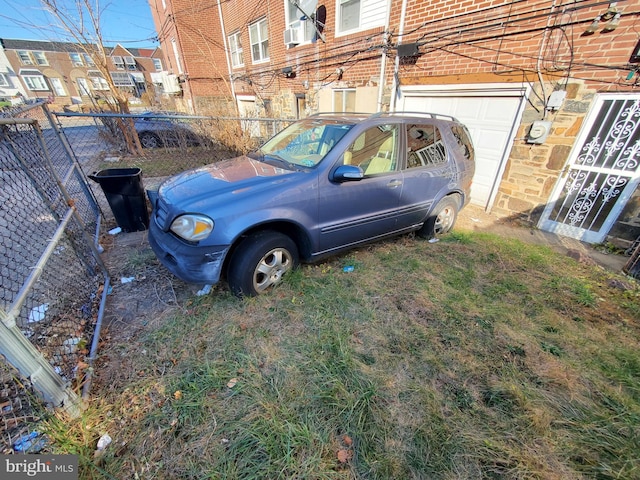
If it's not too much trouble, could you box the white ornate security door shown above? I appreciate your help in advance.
[538,94,640,243]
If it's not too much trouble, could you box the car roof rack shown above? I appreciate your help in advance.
[307,111,461,123]
[369,111,460,122]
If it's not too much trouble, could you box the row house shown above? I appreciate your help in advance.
[0,39,166,109]
[149,0,640,246]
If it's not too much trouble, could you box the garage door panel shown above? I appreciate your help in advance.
[399,91,524,208]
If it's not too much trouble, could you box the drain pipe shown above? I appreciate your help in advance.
[376,0,393,112]
[82,273,110,399]
[536,0,558,117]
[217,0,239,115]
[390,0,409,112]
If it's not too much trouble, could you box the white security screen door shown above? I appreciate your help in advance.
[539,94,640,243]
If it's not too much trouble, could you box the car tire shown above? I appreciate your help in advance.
[227,231,299,297]
[139,131,162,148]
[418,196,460,239]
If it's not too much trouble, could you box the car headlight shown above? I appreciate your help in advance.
[170,214,214,241]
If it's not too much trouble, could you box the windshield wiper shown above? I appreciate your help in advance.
[261,153,301,171]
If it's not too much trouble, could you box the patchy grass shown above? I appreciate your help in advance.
[42,232,640,479]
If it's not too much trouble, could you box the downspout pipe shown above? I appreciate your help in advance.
[218,0,239,116]
[390,0,409,112]
[376,0,393,112]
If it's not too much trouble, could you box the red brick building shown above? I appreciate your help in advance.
[148,0,640,245]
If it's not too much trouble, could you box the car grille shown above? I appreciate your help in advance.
[154,198,170,229]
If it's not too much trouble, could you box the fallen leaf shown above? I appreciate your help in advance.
[173,390,182,400]
[337,449,351,463]
[343,435,353,446]
[227,378,238,388]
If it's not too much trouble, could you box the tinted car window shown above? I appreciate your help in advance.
[450,124,475,161]
[407,124,446,168]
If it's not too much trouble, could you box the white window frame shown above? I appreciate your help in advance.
[337,0,360,33]
[82,54,95,66]
[69,53,83,66]
[49,78,66,96]
[77,77,90,95]
[17,51,33,65]
[32,51,48,66]
[229,31,244,68]
[88,70,109,90]
[124,56,136,70]
[110,72,134,87]
[21,70,49,91]
[112,56,125,69]
[285,0,317,44]
[249,18,269,64]
[333,88,356,112]
[0,73,9,87]
[153,58,163,71]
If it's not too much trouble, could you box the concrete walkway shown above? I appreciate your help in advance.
[455,204,630,275]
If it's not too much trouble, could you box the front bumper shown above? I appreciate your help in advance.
[148,218,230,285]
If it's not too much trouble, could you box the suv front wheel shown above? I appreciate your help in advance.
[228,231,299,296]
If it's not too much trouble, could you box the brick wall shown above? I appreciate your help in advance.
[150,0,640,234]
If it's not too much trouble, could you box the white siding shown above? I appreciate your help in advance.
[361,0,387,29]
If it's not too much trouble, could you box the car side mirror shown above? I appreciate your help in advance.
[332,164,364,182]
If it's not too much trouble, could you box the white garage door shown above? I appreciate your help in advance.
[398,85,527,209]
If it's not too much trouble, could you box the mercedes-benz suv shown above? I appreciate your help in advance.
[148,112,475,296]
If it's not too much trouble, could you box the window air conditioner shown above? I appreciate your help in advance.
[163,74,181,94]
[284,20,305,47]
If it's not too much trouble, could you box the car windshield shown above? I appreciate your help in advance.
[256,119,353,168]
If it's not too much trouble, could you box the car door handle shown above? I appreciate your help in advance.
[387,179,403,188]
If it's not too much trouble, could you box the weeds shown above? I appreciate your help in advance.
[42,232,640,479]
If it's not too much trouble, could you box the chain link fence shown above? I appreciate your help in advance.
[0,103,109,453]
[54,111,294,190]
[0,105,294,454]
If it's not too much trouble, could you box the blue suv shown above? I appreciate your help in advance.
[148,112,475,296]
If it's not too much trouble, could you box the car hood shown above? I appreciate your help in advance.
[158,155,295,207]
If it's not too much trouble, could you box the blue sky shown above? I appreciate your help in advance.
[0,0,159,48]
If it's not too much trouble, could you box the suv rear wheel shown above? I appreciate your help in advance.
[228,231,299,296]
[418,196,459,239]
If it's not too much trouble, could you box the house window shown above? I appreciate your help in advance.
[153,58,163,71]
[69,53,83,66]
[112,56,125,69]
[20,70,49,91]
[49,78,67,96]
[110,72,134,87]
[77,77,90,95]
[333,89,356,112]
[285,0,317,44]
[32,51,48,66]
[0,73,10,87]
[338,0,360,32]
[249,18,269,63]
[17,51,33,65]
[124,56,136,70]
[229,32,243,68]
[88,70,109,90]
[83,54,95,66]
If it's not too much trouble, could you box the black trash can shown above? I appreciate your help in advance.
[89,168,150,232]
